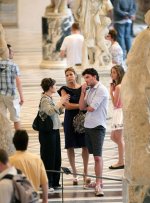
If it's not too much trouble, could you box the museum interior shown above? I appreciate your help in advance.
[0,0,150,203]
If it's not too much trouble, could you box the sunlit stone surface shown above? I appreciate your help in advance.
[122,10,150,203]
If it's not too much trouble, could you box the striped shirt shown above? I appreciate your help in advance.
[0,59,20,96]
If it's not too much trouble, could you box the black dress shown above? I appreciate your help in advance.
[58,86,86,149]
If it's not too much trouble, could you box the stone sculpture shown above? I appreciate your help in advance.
[121,10,150,203]
[45,0,68,14]
[0,113,15,156]
[0,24,9,59]
[94,16,111,66]
[0,26,15,155]
[73,0,112,67]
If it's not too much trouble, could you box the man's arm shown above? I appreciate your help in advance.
[41,183,48,203]
[79,83,87,110]
[16,76,24,105]
[60,50,66,58]
[60,37,67,58]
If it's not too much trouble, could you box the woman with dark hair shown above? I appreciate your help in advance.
[58,67,90,187]
[39,78,69,191]
[106,29,123,66]
[109,65,125,169]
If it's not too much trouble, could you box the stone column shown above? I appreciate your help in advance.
[121,10,150,203]
[40,1,73,69]
[0,113,15,156]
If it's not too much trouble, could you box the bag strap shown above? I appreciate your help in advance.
[2,168,22,180]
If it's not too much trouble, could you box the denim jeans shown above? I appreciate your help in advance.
[114,22,132,59]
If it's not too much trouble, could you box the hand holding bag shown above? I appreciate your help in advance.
[32,111,53,132]
[73,111,86,134]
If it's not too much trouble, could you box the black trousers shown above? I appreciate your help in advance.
[39,129,61,187]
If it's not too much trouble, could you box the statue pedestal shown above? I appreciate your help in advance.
[40,10,73,69]
[123,178,150,203]
[40,60,67,69]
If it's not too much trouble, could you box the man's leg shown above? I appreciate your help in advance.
[0,95,7,117]
[94,155,103,186]
[114,23,126,59]
[6,96,21,130]
[125,22,132,53]
[94,155,104,196]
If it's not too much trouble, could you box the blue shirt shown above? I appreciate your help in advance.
[113,0,136,22]
[84,82,109,129]
[0,59,20,96]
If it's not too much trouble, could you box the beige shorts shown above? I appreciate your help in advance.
[0,95,20,122]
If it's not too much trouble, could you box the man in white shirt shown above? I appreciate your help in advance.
[79,68,109,197]
[60,22,84,67]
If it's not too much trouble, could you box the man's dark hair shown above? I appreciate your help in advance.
[71,22,80,31]
[13,130,29,151]
[0,149,9,164]
[82,68,99,81]
[108,29,117,41]
[41,78,56,92]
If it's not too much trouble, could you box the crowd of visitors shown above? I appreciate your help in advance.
[0,0,139,200]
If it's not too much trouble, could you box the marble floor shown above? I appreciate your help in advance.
[5,28,124,203]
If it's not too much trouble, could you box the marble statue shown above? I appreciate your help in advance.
[41,1,73,67]
[94,16,111,66]
[121,10,150,203]
[0,24,9,59]
[45,0,68,14]
[73,0,112,67]
[0,113,15,156]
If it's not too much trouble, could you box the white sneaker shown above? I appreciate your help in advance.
[49,187,54,192]
[95,185,104,197]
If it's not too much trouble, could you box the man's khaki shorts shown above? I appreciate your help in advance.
[0,95,20,122]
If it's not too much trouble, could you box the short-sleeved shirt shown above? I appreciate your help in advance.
[84,82,109,129]
[60,33,84,67]
[0,59,20,96]
[110,41,123,65]
[9,151,48,191]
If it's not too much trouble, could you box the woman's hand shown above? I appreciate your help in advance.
[60,94,70,105]
[110,83,115,94]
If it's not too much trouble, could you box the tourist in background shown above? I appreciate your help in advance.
[106,29,123,66]
[10,129,48,203]
[0,44,24,130]
[60,23,84,67]
[109,65,125,169]
[113,0,136,59]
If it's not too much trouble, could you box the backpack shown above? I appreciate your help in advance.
[3,169,39,203]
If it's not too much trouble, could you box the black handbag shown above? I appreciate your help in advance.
[32,111,53,132]
[73,111,86,134]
